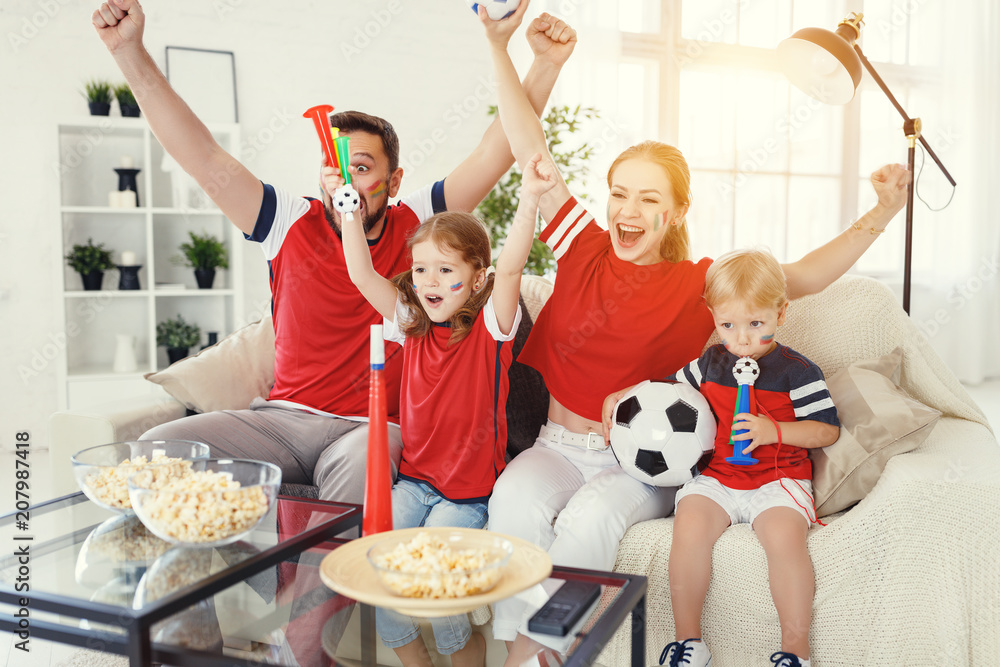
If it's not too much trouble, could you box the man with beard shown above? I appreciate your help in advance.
[93,0,577,505]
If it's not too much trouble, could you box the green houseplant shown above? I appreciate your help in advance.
[83,79,113,116]
[65,238,115,291]
[114,83,140,117]
[156,314,202,364]
[173,231,229,289]
[476,104,601,276]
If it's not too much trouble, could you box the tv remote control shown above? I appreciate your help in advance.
[527,580,601,636]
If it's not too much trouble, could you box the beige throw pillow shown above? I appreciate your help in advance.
[810,347,941,517]
[145,316,275,414]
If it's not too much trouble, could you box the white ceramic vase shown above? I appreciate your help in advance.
[113,334,138,373]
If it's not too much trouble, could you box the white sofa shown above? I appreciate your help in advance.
[49,275,1000,665]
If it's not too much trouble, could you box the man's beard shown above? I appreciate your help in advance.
[325,196,389,239]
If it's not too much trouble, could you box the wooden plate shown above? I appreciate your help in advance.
[319,527,552,617]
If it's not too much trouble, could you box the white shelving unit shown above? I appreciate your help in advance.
[55,116,243,410]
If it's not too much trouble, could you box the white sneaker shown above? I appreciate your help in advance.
[655,638,712,666]
[770,651,810,667]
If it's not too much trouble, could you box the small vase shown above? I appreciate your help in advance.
[120,103,141,118]
[201,332,219,350]
[167,348,189,365]
[113,334,138,373]
[194,269,216,289]
[88,101,111,116]
[114,168,141,207]
[80,270,104,291]
[118,265,141,290]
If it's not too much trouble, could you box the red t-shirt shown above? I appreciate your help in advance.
[517,197,716,422]
[671,344,840,489]
[246,181,445,420]
[385,297,520,502]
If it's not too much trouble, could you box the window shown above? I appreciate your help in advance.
[562,0,947,275]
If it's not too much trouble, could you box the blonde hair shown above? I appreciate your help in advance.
[390,211,494,346]
[606,141,692,263]
[704,248,787,311]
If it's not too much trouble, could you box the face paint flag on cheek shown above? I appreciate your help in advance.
[366,180,387,199]
[760,333,775,343]
[450,282,464,292]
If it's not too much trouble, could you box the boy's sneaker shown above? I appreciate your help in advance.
[770,651,811,667]
[655,638,712,666]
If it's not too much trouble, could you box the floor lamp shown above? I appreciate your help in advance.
[777,12,956,315]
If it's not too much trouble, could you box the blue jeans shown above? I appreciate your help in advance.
[375,478,489,654]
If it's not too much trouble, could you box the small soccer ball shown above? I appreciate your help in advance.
[610,380,716,487]
[332,184,359,214]
[732,356,759,385]
[465,0,520,20]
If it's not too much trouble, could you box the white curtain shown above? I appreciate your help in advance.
[907,0,1000,383]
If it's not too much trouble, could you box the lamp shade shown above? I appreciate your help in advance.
[777,27,862,105]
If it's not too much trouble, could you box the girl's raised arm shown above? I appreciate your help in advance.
[334,167,399,321]
[493,153,557,335]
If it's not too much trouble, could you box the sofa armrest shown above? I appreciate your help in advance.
[47,395,186,498]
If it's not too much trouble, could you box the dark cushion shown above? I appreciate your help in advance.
[505,296,549,460]
[280,483,319,499]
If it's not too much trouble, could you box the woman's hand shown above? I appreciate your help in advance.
[478,0,530,49]
[601,385,636,446]
[870,163,911,218]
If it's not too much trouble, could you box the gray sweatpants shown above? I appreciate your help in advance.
[140,397,404,506]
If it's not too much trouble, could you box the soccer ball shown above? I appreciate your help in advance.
[609,380,716,487]
[732,356,759,385]
[465,0,520,20]
[332,184,359,214]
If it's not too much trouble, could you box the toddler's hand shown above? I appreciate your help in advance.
[730,413,778,454]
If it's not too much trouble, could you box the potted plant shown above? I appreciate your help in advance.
[477,104,601,276]
[114,83,140,117]
[83,79,113,116]
[174,231,229,289]
[156,314,202,364]
[65,238,115,290]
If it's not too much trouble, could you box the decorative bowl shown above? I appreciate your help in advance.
[128,458,280,547]
[367,530,514,598]
[71,440,210,514]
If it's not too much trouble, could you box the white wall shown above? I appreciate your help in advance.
[0,0,537,449]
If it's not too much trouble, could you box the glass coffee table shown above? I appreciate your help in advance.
[0,492,361,666]
[1,494,647,667]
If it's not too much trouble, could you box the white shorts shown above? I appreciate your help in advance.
[674,474,815,526]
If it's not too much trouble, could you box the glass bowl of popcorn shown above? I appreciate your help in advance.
[367,530,514,599]
[128,458,281,548]
[71,440,211,514]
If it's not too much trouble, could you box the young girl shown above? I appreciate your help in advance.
[479,4,909,665]
[335,151,557,667]
[658,248,840,667]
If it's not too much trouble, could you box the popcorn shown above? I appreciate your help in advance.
[84,455,193,510]
[371,531,507,598]
[132,469,270,544]
[88,518,171,562]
